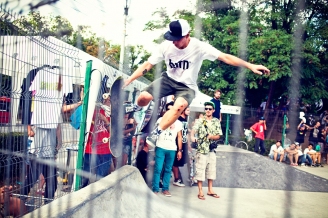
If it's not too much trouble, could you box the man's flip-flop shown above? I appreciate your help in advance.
[207,193,220,198]
[198,194,205,200]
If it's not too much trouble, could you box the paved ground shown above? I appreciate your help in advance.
[158,185,328,218]
[154,150,328,218]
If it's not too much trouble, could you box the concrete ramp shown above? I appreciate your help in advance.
[23,166,204,218]
[213,146,328,192]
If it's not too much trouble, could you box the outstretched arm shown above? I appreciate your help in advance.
[218,53,270,75]
[123,61,154,88]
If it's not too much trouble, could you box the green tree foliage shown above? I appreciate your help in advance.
[9,12,152,81]
[13,11,73,39]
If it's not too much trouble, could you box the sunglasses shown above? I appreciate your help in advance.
[205,108,213,111]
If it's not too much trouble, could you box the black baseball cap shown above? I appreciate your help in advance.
[260,116,265,120]
[164,19,191,41]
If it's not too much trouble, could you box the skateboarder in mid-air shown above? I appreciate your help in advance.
[123,19,270,147]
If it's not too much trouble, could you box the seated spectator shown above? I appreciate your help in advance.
[269,140,284,162]
[295,143,312,166]
[304,143,317,167]
[0,186,26,217]
[314,143,324,167]
[284,143,299,166]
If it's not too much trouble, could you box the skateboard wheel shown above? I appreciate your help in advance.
[103,93,110,99]
[102,138,109,143]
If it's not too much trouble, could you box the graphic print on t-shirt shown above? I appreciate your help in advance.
[259,125,263,132]
[156,117,182,151]
[168,59,190,70]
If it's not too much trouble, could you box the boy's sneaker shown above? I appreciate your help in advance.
[162,190,172,197]
[146,132,158,148]
[133,104,143,112]
[173,179,185,187]
[300,163,305,167]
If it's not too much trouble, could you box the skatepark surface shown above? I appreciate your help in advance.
[24,147,328,218]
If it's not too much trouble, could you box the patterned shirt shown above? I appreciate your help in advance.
[193,117,222,154]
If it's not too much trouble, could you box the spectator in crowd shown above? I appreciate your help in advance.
[295,142,312,166]
[317,127,326,154]
[259,100,266,117]
[284,143,299,166]
[268,140,284,162]
[122,112,137,165]
[308,121,321,145]
[172,106,190,187]
[132,134,146,155]
[250,117,267,155]
[1,186,26,217]
[211,89,222,122]
[81,94,112,188]
[314,143,324,167]
[152,109,182,197]
[27,66,73,202]
[303,143,317,167]
[295,120,309,146]
[191,102,222,200]
[136,137,154,182]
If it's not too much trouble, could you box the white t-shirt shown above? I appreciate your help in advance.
[269,144,284,155]
[297,149,303,156]
[148,38,221,91]
[304,148,316,155]
[260,102,266,111]
[30,68,72,129]
[156,117,182,151]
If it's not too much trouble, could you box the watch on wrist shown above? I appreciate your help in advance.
[178,149,183,152]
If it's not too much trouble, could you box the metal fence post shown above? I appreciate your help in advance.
[225,114,230,145]
[282,114,287,147]
[75,60,92,191]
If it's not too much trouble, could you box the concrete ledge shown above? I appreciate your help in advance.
[213,146,328,192]
[24,166,203,218]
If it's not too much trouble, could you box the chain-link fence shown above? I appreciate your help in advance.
[0,6,150,217]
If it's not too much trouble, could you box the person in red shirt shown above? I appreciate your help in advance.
[81,95,112,188]
[250,117,267,155]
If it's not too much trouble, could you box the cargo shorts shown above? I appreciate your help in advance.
[142,72,195,105]
[194,152,216,181]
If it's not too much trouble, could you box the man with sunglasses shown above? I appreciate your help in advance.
[123,19,270,150]
[191,102,222,200]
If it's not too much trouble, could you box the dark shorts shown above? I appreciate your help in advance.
[143,72,195,105]
[173,143,188,167]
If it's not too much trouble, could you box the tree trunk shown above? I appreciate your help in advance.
[264,81,275,139]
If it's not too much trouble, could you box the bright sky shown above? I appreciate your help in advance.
[10,0,197,51]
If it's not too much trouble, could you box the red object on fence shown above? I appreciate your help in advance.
[0,96,10,123]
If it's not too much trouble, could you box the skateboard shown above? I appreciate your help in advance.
[109,77,125,157]
[85,70,103,144]
[136,96,167,134]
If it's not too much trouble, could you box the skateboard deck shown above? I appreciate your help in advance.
[85,70,103,147]
[109,77,125,157]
